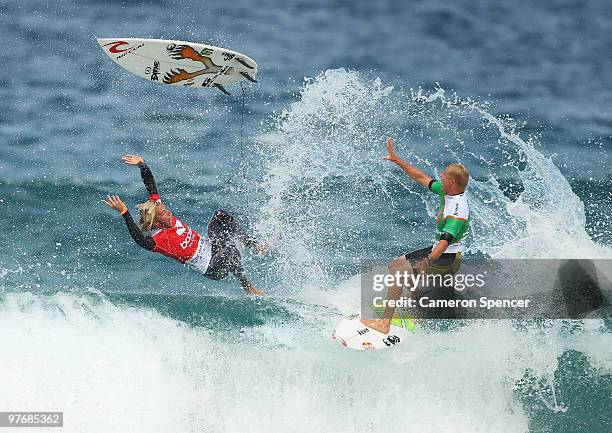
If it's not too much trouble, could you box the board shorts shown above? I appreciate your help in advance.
[404,246,462,276]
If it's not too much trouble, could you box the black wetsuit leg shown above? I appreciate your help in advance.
[204,210,254,291]
[207,210,257,249]
[204,244,250,290]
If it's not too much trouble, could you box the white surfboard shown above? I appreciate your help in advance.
[332,310,417,351]
[97,38,258,94]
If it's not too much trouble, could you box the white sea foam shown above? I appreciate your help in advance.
[412,86,612,260]
[0,291,212,433]
[251,69,612,302]
[1,291,610,433]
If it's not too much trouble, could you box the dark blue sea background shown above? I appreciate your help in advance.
[1,1,611,432]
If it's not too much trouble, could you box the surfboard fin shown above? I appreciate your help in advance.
[240,72,258,83]
[234,57,255,69]
[214,84,231,95]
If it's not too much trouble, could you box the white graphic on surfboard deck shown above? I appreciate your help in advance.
[97,38,258,95]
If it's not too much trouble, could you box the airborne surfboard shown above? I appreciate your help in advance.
[96,38,258,95]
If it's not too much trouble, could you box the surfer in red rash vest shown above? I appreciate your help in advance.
[103,154,265,295]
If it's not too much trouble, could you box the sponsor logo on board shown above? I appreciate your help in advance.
[382,335,401,346]
[102,40,144,59]
[103,40,130,53]
[145,61,160,81]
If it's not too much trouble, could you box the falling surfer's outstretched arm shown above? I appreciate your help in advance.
[122,211,156,251]
[102,195,156,251]
[121,154,160,201]
[138,162,160,201]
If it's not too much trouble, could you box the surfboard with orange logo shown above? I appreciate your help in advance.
[97,38,258,95]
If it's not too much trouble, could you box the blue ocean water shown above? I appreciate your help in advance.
[1,1,611,432]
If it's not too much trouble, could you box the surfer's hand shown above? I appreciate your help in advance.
[103,195,128,215]
[122,154,144,165]
[383,137,400,163]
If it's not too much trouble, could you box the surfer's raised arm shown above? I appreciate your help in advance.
[122,154,160,202]
[102,195,156,251]
[383,137,432,189]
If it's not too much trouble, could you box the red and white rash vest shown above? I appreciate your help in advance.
[121,163,213,274]
[151,216,212,272]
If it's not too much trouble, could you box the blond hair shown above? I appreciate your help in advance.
[136,200,157,231]
[445,163,469,189]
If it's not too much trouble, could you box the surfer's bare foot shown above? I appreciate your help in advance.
[247,285,265,296]
[361,319,391,334]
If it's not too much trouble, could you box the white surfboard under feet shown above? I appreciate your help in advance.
[332,311,417,351]
[97,37,258,94]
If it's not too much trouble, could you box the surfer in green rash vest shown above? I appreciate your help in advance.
[361,137,471,334]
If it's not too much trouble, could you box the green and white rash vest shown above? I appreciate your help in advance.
[429,180,470,253]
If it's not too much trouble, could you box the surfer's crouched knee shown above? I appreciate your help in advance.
[212,209,236,224]
[205,244,242,281]
[388,256,410,274]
